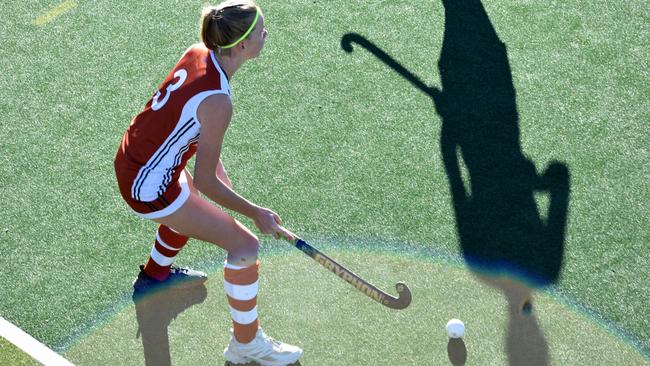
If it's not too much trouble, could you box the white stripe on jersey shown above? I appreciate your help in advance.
[210,50,232,93]
[131,117,199,201]
[131,64,230,201]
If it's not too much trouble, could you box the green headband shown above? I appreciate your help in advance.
[219,7,260,49]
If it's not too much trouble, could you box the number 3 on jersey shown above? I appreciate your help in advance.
[151,69,187,111]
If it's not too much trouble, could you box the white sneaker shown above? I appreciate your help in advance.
[224,328,302,366]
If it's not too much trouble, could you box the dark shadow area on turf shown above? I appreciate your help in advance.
[225,361,302,366]
[341,1,571,364]
[478,276,549,365]
[447,338,467,365]
[133,284,208,366]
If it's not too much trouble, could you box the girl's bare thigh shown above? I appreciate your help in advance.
[152,171,259,267]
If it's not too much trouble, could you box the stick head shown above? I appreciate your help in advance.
[341,33,363,53]
[383,282,412,310]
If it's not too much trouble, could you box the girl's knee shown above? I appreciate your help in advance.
[242,235,260,254]
[228,235,259,265]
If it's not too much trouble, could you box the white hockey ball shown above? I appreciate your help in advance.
[446,319,465,338]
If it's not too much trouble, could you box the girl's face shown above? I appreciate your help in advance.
[244,13,267,58]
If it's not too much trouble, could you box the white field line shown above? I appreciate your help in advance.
[32,0,78,26]
[0,317,74,366]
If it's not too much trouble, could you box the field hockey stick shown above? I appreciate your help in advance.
[281,234,412,310]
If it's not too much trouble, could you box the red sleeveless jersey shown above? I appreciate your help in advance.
[114,43,230,203]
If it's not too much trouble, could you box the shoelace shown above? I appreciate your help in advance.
[170,266,188,274]
[250,333,283,357]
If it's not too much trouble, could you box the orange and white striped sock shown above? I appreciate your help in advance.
[143,225,189,281]
[224,260,260,344]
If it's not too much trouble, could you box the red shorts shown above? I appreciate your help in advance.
[115,159,191,219]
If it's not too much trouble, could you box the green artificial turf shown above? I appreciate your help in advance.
[64,250,648,365]
[0,0,648,363]
[0,337,40,366]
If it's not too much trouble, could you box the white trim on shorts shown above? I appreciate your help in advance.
[132,170,191,219]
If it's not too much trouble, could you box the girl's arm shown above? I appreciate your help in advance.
[216,159,233,189]
[194,93,292,240]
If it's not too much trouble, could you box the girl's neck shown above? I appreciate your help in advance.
[215,53,245,79]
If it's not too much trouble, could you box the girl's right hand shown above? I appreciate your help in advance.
[252,206,294,241]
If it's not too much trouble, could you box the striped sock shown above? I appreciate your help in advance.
[143,225,189,281]
[224,260,260,344]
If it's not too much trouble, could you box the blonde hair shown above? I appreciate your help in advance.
[201,1,259,55]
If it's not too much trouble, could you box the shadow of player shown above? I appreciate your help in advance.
[133,284,208,366]
[433,0,570,288]
[477,276,549,365]
[341,1,570,364]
